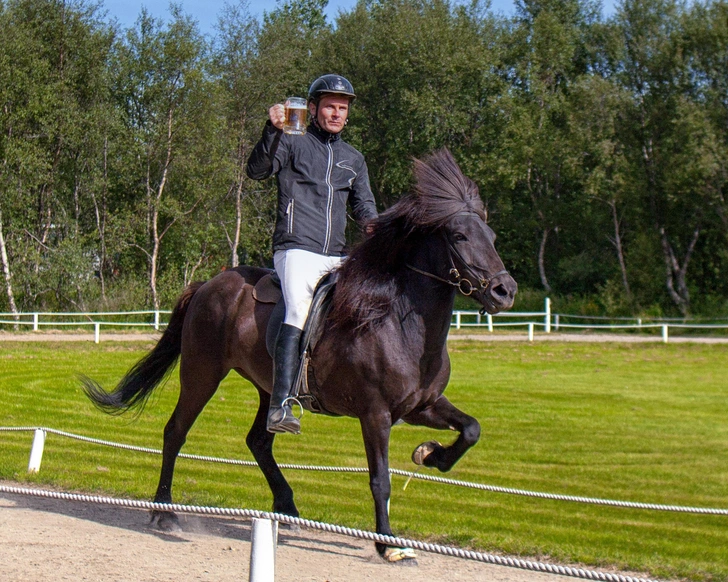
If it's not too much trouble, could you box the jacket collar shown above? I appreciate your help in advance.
[308,121,342,143]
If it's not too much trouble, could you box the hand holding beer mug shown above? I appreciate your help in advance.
[283,97,307,135]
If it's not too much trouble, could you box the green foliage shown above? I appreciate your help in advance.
[1,341,728,580]
[330,0,510,206]
[1,0,728,317]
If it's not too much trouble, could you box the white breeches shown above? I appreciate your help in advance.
[273,249,343,330]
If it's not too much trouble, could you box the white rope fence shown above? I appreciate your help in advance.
[0,482,663,582]
[2,426,726,515]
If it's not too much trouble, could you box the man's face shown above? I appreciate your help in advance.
[309,95,350,134]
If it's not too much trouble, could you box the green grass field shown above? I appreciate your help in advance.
[1,340,727,581]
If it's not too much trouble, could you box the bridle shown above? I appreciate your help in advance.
[405,211,509,301]
[406,247,508,297]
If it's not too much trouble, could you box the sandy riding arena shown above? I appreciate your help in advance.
[0,484,586,582]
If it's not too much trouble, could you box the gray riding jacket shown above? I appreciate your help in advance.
[246,121,378,257]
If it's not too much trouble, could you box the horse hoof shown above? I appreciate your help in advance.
[383,547,417,563]
[412,440,441,466]
[151,510,180,532]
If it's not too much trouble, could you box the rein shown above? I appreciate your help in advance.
[405,264,472,293]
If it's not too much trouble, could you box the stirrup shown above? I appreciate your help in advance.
[282,396,304,420]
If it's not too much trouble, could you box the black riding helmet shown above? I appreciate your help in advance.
[307,74,356,103]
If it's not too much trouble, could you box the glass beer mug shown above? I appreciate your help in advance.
[283,97,307,135]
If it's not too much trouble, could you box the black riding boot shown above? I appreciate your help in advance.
[267,323,303,434]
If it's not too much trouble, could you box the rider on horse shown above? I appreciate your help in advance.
[246,74,378,435]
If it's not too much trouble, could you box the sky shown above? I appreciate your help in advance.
[103,0,618,37]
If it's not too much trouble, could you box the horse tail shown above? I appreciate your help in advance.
[81,281,205,415]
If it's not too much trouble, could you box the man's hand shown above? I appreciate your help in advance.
[269,104,285,130]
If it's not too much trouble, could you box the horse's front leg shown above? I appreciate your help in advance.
[402,395,480,472]
[359,413,416,562]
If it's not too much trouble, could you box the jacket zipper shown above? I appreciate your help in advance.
[323,138,334,254]
[286,199,295,233]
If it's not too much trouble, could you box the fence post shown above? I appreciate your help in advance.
[94,322,101,344]
[28,429,46,473]
[487,313,493,333]
[528,322,534,342]
[33,313,39,332]
[249,518,277,582]
[154,310,160,331]
[544,297,551,333]
[476,311,481,326]
[554,314,560,332]
[455,312,461,330]
[662,324,669,343]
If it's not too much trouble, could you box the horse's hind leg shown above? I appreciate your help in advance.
[402,395,480,472]
[152,358,226,530]
[245,386,298,517]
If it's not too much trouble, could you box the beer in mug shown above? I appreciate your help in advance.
[283,97,307,135]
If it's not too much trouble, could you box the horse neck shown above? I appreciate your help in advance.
[398,235,456,351]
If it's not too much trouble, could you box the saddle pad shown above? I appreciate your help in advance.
[252,273,282,304]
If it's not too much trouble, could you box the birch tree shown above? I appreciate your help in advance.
[505,0,600,292]
[616,0,722,314]
[115,8,218,308]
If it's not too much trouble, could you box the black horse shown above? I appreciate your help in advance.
[83,149,517,561]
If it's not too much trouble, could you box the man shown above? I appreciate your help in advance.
[246,74,378,434]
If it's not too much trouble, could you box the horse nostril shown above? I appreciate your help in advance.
[493,284,509,298]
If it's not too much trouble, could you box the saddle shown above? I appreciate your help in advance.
[252,270,339,416]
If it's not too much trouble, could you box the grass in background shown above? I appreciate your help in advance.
[1,340,727,581]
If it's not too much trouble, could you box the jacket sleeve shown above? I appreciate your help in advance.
[348,158,378,224]
[246,121,289,180]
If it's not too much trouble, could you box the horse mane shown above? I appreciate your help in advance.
[330,148,485,330]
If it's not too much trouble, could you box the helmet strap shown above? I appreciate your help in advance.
[311,105,322,130]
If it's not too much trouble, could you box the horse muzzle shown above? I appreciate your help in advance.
[475,271,517,314]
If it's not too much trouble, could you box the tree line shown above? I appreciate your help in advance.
[1,0,727,317]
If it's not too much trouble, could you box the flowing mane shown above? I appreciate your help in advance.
[330,148,485,329]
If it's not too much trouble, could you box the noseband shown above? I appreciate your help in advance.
[405,211,509,299]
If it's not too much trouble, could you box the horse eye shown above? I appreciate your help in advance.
[453,233,467,242]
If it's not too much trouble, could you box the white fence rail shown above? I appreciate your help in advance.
[2,298,728,343]
[0,310,170,343]
[451,298,728,342]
